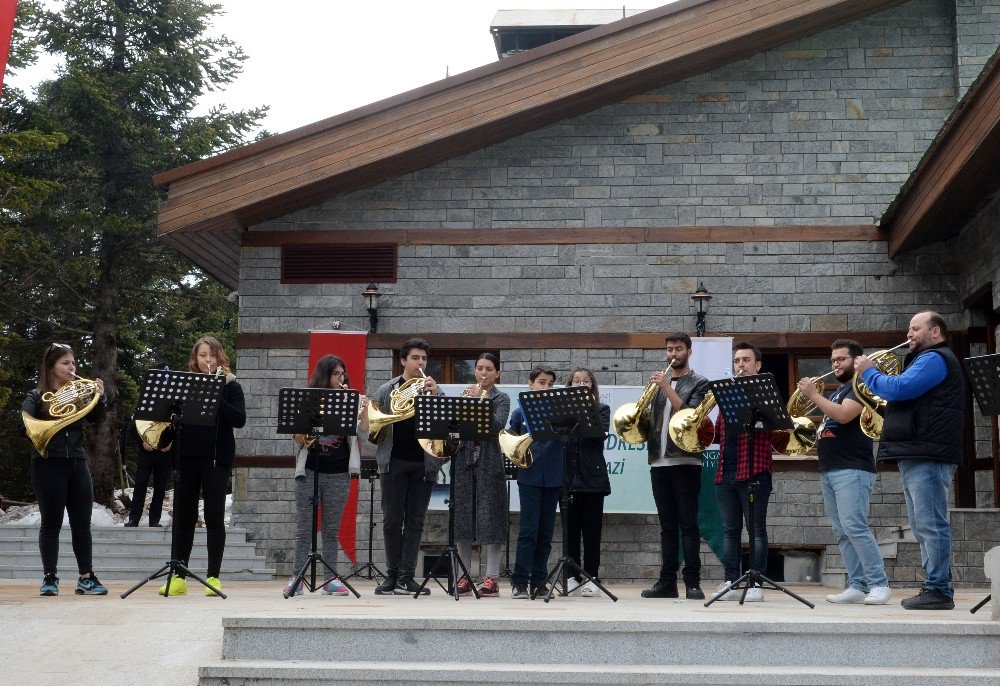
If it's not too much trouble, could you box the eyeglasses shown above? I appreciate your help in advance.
[330,370,345,377]
[830,356,852,364]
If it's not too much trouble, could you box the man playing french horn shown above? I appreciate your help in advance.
[370,337,442,596]
[641,333,711,600]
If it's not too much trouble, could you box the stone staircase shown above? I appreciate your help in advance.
[0,525,274,580]
[199,614,1000,685]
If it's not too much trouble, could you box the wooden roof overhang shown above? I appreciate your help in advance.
[155,0,907,287]
[881,48,1000,257]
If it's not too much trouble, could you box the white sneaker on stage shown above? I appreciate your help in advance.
[743,586,764,602]
[825,588,867,604]
[864,586,892,605]
[580,581,599,597]
[715,581,738,601]
[566,577,582,596]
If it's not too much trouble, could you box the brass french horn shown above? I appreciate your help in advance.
[499,428,533,469]
[367,369,431,444]
[23,374,101,456]
[612,365,672,445]
[852,341,908,439]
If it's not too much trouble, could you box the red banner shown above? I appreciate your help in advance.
[0,0,17,99]
[308,330,368,564]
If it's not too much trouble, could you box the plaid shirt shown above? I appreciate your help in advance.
[714,412,774,483]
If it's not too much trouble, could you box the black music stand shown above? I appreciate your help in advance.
[277,387,361,599]
[502,454,516,578]
[963,354,1000,614]
[704,373,814,609]
[520,386,619,603]
[344,457,386,582]
[121,369,226,599]
[412,395,493,600]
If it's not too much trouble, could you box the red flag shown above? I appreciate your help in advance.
[308,330,368,564]
[0,0,17,99]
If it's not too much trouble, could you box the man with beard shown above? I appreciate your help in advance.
[797,339,890,606]
[641,333,711,600]
[856,312,964,611]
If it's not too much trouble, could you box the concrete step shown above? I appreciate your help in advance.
[218,616,1000,670]
[198,661,1000,686]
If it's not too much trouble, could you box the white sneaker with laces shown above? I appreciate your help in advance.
[864,586,892,605]
[825,588,867,604]
[284,577,303,596]
[566,577,582,596]
[743,586,764,602]
[580,581,599,597]
[715,581,738,601]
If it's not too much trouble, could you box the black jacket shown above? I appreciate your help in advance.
[568,403,611,495]
[177,375,246,467]
[877,343,965,466]
[22,387,107,459]
[647,370,711,463]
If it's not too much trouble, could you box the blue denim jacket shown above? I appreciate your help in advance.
[509,405,563,488]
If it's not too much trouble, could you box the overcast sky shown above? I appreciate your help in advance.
[10,1,663,136]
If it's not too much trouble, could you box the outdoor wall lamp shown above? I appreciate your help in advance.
[363,283,382,333]
[692,281,712,337]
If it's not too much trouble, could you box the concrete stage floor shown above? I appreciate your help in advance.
[0,580,994,686]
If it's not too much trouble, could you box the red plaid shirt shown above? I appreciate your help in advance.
[714,413,774,484]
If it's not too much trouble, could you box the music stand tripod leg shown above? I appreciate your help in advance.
[970,594,991,614]
[345,474,386,583]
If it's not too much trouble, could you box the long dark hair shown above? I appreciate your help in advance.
[38,343,73,393]
[566,366,600,403]
[310,354,349,389]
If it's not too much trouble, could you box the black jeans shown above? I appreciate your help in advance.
[512,483,561,588]
[174,456,230,578]
[128,450,170,525]
[30,457,94,576]
[716,471,771,582]
[381,458,433,579]
[650,465,702,586]
[566,491,605,580]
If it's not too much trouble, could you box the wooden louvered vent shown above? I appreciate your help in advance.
[281,243,398,284]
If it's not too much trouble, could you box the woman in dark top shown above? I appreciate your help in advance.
[159,335,246,597]
[564,367,611,597]
[21,343,108,596]
[286,354,367,596]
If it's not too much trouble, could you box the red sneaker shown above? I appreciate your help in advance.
[478,576,500,597]
[456,576,473,596]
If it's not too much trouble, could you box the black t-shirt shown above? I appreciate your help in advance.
[306,435,350,474]
[389,381,426,462]
[817,384,875,473]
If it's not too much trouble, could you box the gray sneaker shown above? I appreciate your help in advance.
[512,585,529,599]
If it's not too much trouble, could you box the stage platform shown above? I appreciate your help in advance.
[2,580,997,686]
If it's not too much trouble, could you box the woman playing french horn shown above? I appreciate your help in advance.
[21,343,108,596]
[452,353,510,598]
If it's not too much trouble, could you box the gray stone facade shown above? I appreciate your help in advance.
[231,0,1000,584]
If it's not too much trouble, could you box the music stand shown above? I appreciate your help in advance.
[963,354,1000,614]
[703,373,814,609]
[412,395,493,600]
[344,457,386,582]
[520,386,619,603]
[277,388,361,599]
[502,454,516,578]
[121,369,226,599]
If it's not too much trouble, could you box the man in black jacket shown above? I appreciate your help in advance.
[856,311,964,610]
[641,333,711,600]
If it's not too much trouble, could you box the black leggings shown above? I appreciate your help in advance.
[173,457,230,578]
[566,491,606,580]
[30,457,94,577]
[128,450,171,525]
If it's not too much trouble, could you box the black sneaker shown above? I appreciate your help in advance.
[397,576,430,595]
[685,584,706,600]
[123,521,138,528]
[529,584,550,599]
[641,579,679,598]
[901,587,954,610]
[374,576,398,595]
[512,585,529,599]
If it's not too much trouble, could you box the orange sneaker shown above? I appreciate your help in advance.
[456,575,473,596]
[478,576,500,597]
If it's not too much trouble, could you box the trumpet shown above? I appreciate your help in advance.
[23,373,102,456]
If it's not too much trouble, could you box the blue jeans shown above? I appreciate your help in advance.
[898,460,957,597]
[716,472,770,582]
[820,469,887,592]
[513,483,560,588]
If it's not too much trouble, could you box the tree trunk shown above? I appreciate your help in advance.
[89,231,122,506]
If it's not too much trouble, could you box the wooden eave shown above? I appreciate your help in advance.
[156,0,907,287]
[881,47,1000,257]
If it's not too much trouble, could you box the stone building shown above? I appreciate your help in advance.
[155,0,1000,584]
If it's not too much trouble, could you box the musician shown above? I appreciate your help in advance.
[508,364,560,599]
[160,336,246,597]
[454,353,510,598]
[564,367,611,597]
[855,311,964,611]
[372,337,442,596]
[285,355,367,597]
[642,333,710,601]
[797,339,890,605]
[125,422,171,527]
[21,343,108,596]
[713,342,772,602]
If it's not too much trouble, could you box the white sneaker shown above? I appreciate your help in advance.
[825,588,867,604]
[580,581,599,597]
[743,586,764,602]
[714,581,738,601]
[566,577,582,596]
[283,577,303,596]
[864,586,892,605]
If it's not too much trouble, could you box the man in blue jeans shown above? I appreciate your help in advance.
[798,339,890,605]
[508,365,561,599]
[856,312,964,610]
